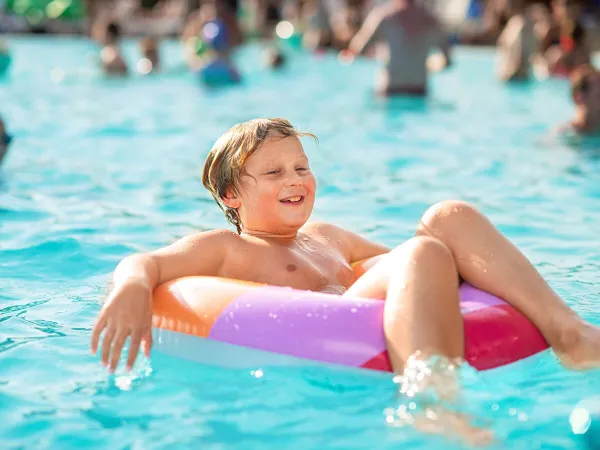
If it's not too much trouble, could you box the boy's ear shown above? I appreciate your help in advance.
[222,188,241,209]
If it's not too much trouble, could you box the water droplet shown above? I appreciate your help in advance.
[517,412,528,422]
[350,308,357,313]
[491,404,499,412]
[508,408,517,416]
[250,368,263,378]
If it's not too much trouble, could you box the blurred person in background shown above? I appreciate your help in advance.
[0,40,11,77]
[496,0,539,81]
[538,0,591,77]
[137,36,161,74]
[257,0,288,68]
[181,0,242,70]
[92,18,129,76]
[348,0,452,97]
[560,64,600,134]
[302,0,335,51]
[330,0,366,49]
[189,4,242,86]
[0,115,12,167]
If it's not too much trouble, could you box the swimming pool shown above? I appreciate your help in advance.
[1,36,600,449]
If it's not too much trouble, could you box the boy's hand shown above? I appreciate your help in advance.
[91,280,153,372]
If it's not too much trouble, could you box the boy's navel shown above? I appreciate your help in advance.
[286,264,297,272]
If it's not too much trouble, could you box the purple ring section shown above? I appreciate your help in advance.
[459,282,505,313]
[208,286,387,367]
[208,283,511,368]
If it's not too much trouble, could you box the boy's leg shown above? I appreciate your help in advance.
[345,235,463,371]
[418,200,600,369]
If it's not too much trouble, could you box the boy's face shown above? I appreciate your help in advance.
[231,135,316,235]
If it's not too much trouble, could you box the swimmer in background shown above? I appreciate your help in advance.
[556,64,600,135]
[330,0,366,50]
[0,115,12,167]
[92,117,600,443]
[194,18,241,85]
[347,0,452,97]
[0,41,11,77]
[92,19,128,76]
[302,0,335,52]
[181,0,243,63]
[496,1,538,81]
[137,37,160,75]
[258,0,287,69]
[536,0,590,78]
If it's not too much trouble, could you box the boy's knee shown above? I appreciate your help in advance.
[394,235,453,263]
[418,200,482,236]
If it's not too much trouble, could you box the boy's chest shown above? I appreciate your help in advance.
[222,239,354,292]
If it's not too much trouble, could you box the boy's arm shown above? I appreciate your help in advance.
[343,228,390,264]
[348,9,383,56]
[92,229,237,371]
[146,229,236,285]
[307,222,389,264]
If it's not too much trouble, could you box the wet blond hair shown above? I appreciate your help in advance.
[202,118,317,233]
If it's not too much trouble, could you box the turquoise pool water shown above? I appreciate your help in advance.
[1,36,600,449]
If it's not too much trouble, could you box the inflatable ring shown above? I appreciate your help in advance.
[152,256,549,371]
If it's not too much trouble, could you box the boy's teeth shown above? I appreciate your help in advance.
[284,196,301,202]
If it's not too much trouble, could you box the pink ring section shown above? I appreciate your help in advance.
[209,286,387,368]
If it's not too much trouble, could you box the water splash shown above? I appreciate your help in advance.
[384,353,495,447]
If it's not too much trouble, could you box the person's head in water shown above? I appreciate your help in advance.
[570,64,600,132]
[263,47,286,69]
[138,37,160,74]
[0,115,12,166]
[202,118,317,235]
[92,17,123,46]
[104,21,122,46]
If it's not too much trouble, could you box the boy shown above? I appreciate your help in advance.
[92,117,600,377]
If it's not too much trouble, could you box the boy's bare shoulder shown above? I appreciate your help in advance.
[301,221,350,240]
[183,228,242,246]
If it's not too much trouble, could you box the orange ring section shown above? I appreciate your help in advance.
[152,276,263,337]
[351,254,385,283]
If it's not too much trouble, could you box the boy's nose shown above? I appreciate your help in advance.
[286,171,303,186]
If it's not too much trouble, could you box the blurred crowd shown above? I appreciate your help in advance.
[2,0,600,167]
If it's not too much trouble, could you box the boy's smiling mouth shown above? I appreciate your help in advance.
[279,195,305,205]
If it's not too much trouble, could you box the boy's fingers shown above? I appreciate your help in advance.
[101,326,116,367]
[126,331,143,370]
[108,330,129,373]
[90,313,108,354]
[141,329,153,357]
